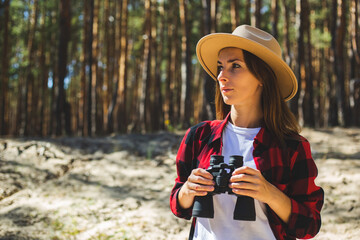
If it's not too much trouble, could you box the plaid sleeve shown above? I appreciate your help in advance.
[170,124,202,220]
[285,139,324,239]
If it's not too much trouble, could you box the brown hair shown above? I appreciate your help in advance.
[215,49,300,142]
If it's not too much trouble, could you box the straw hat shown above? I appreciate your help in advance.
[196,25,298,101]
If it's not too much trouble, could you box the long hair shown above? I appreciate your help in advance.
[215,49,300,142]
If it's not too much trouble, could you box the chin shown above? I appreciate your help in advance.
[222,97,236,106]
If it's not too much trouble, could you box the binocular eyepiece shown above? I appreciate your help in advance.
[192,155,256,221]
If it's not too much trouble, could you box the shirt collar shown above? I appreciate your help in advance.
[209,112,270,148]
[208,112,232,145]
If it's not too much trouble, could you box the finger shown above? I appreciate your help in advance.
[229,173,256,183]
[188,189,210,196]
[231,188,256,197]
[232,166,259,176]
[192,168,214,179]
[229,181,257,191]
[187,182,215,192]
[188,174,215,186]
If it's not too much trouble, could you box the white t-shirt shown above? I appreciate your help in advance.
[193,122,276,240]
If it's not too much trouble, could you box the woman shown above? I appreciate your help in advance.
[170,25,324,240]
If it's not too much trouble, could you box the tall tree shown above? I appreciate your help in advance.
[56,0,71,135]
[292,0,303,121]
[38,2,50,136]
[253,0,262,28]
[302,0,315,127]
[20,0,39,135]
[281,0,292,67]
[230,0,239,30]
[89,0,99,135]
[92,0,103,135]
[103,0,112,132]
[115,0,129,133]
[87,0,94,135]
[139,0,151,132]
[245,0,251,25]
[328,0,339,126]
[335,0,351,126]
[164,0,177,128]
[0,0,10,135]
[150,0,163,131]
[350,0,360,126]
[350,0,360,66]
[271,0,279,39]
[201,0,216,120]
[80,0,90,136]
[179,0,192,128]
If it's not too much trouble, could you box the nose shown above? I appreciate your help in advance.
[217,69,228,82]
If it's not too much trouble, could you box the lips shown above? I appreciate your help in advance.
[221,87,233,93]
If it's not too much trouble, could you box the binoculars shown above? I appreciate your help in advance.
[192,155,256,221]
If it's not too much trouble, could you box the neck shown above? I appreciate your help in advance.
[230,104,263,128]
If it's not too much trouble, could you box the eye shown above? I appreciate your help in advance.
[232,63,241,69]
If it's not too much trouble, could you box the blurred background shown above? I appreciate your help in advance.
[1,1,360,239]
[0,0,359,137]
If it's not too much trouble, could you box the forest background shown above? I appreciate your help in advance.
[0,0,359,137]
[1,1,360,239]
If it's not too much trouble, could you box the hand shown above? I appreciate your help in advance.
[229,166,277,204]
[229,166,292,223]
[178,168,215,209]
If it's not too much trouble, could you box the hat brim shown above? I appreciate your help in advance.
[196,33,298,101]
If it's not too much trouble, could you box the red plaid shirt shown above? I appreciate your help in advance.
[170,114,324,240]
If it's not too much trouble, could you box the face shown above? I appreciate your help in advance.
[217,48,263,107]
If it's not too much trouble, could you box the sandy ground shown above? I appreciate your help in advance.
[0,127,359,240]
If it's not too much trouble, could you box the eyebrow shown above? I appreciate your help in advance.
[217,58,244,64]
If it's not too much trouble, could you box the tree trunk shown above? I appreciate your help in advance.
[95,0,104,135]
[139,0,151,132]
[156,1,166,130]
[164,1,175,129]
[245,0,251,25]
[0,0,10,135]
[350,0,360,65]
[56,0,71,136]
[210,0,218,33]
[302,0,315,127]
[80,0,90,136]
[90,0,100,135]
[335,0,351,126]
[87,0,94,135]
[49,5,59,136]
[253,0,262,28]
[154,0,164,130]
[179,0,192,128]
[292,0,303,122]
[271,0,279,39]
[230,0,239,30]
[350,0,360,126]
[107,0,120,133]
[323,0,331,127]
[328,0,339,126]
[103,0,111,132]
[21,0,39,136]
[113,0,129,133]
[281,0,292,66]
[39,3,49,136]
[201,0,216,120]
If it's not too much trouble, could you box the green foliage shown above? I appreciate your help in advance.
[311,28,331,49]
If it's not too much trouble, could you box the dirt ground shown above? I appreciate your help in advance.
[0,127,359,240]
